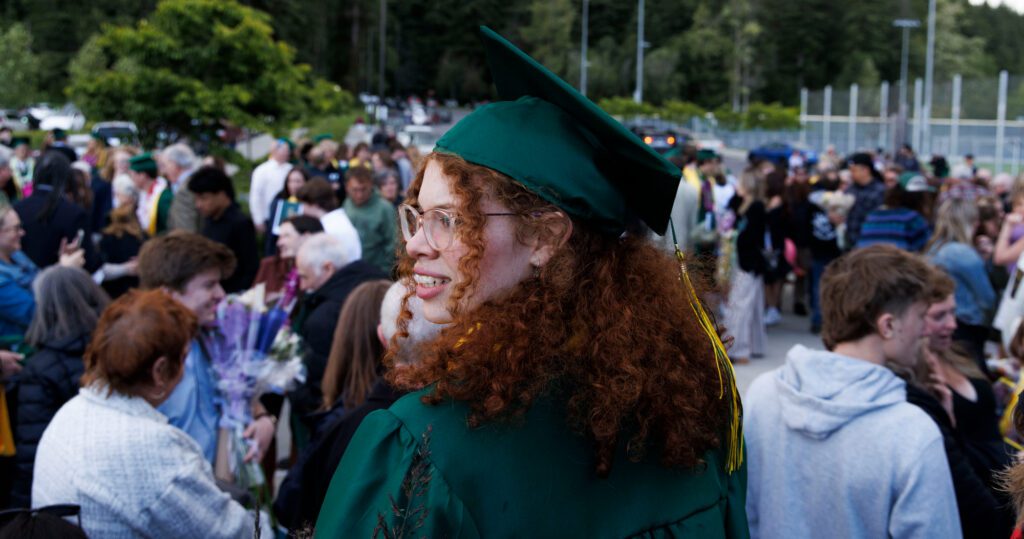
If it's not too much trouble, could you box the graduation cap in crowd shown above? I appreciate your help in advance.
[433,26,742,473]
[10,137,29,148]
[435,27,680,237]
[51,128,67,141]
[129,152,158,173]
[312,133,333,143]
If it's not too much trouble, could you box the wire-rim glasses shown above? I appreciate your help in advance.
[399,203,518,251]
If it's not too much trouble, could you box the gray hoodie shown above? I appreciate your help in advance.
[744,345,961,539]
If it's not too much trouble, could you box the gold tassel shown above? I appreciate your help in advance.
[674,242,744,474]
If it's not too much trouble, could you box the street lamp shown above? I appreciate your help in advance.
[893,18,920,150]
[633,0,647,104]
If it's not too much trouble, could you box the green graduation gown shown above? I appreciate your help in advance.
[314,388,749,538]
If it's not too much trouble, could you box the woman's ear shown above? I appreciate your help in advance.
[528,211,573,268]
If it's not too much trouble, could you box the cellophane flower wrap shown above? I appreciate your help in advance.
[208,278,305,489]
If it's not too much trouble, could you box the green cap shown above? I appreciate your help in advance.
[51,128,67,141]
[278,137,295,151]
[10,137,29,147]
[129,152,158,173]
[434,27,681,235]
[696,149,718,163]
[312,133,333,143]
[898,172,936,193]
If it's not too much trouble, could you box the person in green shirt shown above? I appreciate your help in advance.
[314,27,748,539]
[342,164,398,275]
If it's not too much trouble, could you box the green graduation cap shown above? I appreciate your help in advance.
[312,133,334,143]
[278,137,296,151]
[129,152,158,173]
[696,149,719,163]
[435,27,680,235]
[51,128,67,141]
[10,137,29,148]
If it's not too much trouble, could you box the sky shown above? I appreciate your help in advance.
[969,0,1024,13]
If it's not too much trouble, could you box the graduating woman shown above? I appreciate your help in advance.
[314,28,747,538]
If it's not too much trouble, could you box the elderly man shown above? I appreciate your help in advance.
[290,233,385,431]
[250,138,294,234]
[160,143,201,232]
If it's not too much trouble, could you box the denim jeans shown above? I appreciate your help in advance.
[809,257,832,329]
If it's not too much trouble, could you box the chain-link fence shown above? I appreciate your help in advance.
[800,72,1024,173]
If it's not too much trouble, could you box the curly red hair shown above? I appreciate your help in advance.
[388,153,729,476]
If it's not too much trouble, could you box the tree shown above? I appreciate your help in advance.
[67,0,351,144]
[0,23,39,108]
[520,0,575,80]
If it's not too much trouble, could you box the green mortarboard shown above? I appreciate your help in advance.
[434,27,680,235]
[129,152,158,173]
[312,133,334,143]
[51,128,67,141]
[278,137,296,151]
[91,133,107,144]
[696,149,718,163]
[10,137,29,147]
[898,172,936,193]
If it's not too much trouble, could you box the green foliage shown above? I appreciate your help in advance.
[596,97,659,117]
[304,111,360,143]
[0,24,39,108]
[744,102,800,129]
[662,100,707,123]
[66,0,355,145]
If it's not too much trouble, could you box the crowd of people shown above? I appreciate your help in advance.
[5,25,1024,539]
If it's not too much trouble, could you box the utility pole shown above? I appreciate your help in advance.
[378,0,387,99]
[893,18,920,150]
[580,0,589,95]
[633,0,645,104]
[923,0,936,155]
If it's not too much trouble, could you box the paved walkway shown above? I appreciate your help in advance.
[733,298,824,395]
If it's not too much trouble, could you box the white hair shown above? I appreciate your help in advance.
[112,173,137,200]
[379,280,443,364]
[162,143,196,170]
[297,233,353,276]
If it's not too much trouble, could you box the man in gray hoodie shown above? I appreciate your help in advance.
[744,244,961,538]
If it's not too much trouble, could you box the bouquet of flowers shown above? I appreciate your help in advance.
[207,280,305,489]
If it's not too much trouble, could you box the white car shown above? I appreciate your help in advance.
[397,125,440,154]
[696,137,726,154]
[40,104,86,132]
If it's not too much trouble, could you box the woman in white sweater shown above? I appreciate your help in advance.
[32,289,254,539]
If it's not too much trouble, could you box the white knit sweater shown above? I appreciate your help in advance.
[32,385,254,539]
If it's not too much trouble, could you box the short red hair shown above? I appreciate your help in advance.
[81,290,197,396]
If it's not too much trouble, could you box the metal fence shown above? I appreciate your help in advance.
[800,72,1024,173]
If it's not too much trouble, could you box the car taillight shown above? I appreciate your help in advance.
[643,136,653,144]
[667,136,676,145]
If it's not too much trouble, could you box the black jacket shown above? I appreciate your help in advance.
[9,335,88,508]
[200,202,259,294]
[14,189,100,272]
[730,197,767,275]
[99,231,143,298]
[290,260,387,423]
[274,380,403,530]
[905,384,1014,538]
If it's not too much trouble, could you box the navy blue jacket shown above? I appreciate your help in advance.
[14,189,100,272]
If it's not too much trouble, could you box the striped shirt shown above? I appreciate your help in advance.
[854,207,931,252]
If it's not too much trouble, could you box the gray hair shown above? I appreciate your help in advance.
[162,143,196,170]
[25,266,110,347]
[379,280,443,364]
[297,233,354,277]
[112,173,137,200]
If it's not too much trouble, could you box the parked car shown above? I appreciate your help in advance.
[39,104,86,131]
[92,121,140,148]
[19,103,56,129]
[0,109,27,131]
[695,137,726,154]
[631,127,687,154]
[397,125,440,155]
[748,141,818,168]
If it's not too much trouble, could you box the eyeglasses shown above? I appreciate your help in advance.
[399,203,518,251]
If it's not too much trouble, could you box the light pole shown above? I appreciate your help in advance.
[378,0,387,100]
[923,0,936,155]
[893,18,920,150]
[580,0,589,95]
[633,0,645,104]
